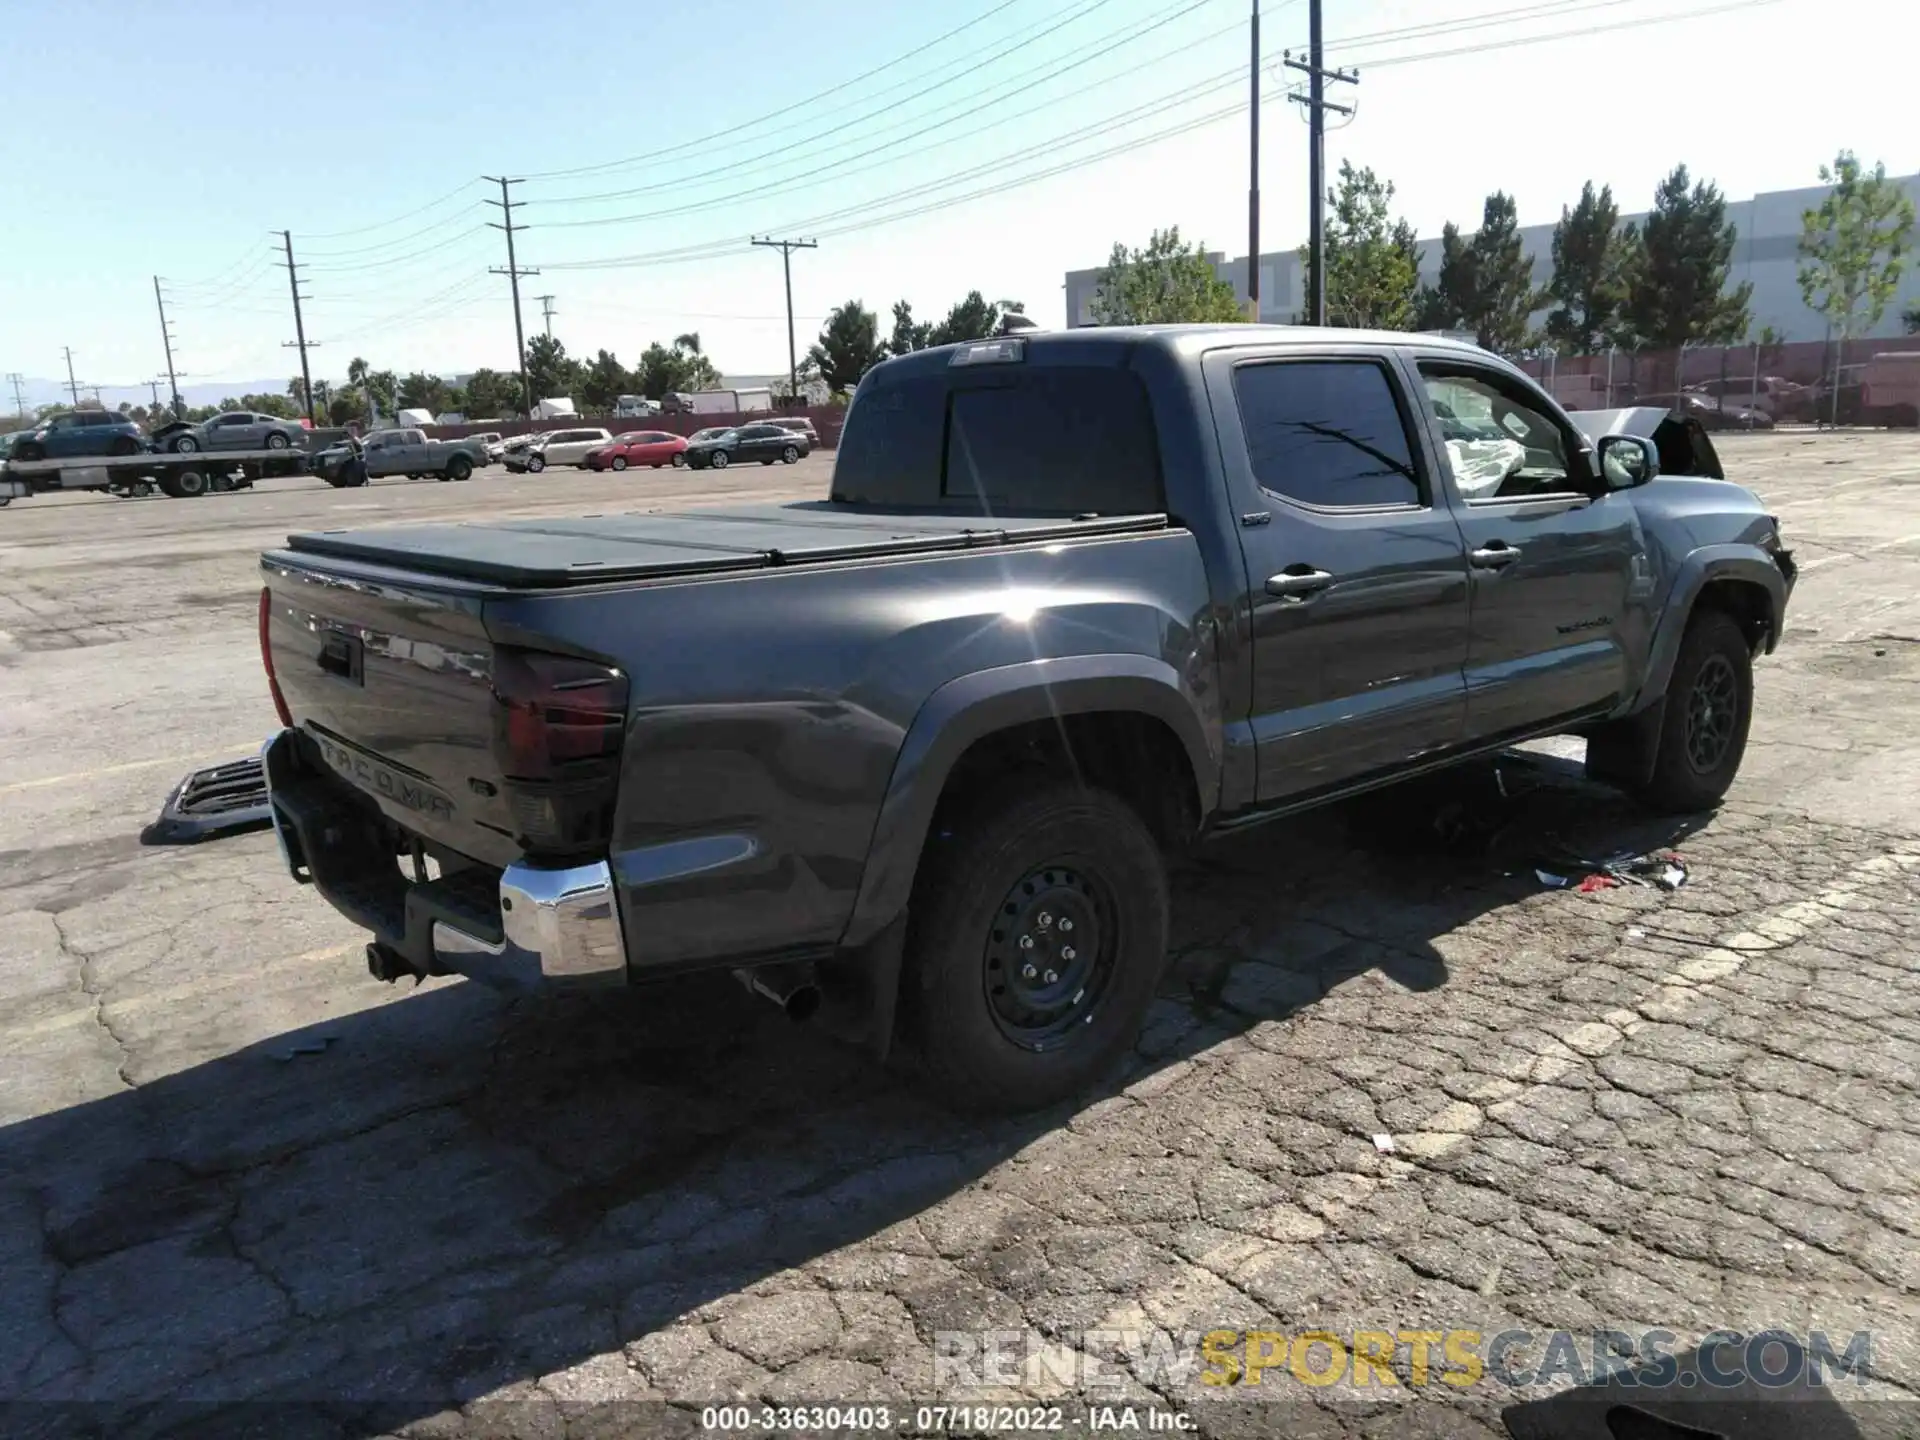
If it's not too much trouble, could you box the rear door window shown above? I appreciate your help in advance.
[1232,360,1424,508]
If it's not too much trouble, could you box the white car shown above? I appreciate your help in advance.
[520,427,612,472]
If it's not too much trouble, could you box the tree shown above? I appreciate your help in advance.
[928,291,1025,346]
[634,336,719,399]
[365,371,398,422]
[397,372,452,414]
[462,368,519,418]
[1315,160,1422,331]
[1462,192,1540,353]
[1625,164,1753,350]
[1905,303,1920,335]
[1415,223,1474,331]
[326,387,364,426]
[1090,227,1245,324]
[578,350,633,414]
[523,335,580,405]
[1797,151,1916,408]
[807,301,887,395]
[888,300,932,355]
[1544,182,1637,354]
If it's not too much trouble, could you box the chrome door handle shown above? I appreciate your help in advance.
[1470,543,1521,569]
[1266,568,1335,598]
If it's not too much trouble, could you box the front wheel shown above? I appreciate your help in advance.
[446,455,473,482]
[781,445,799,464]
[13,441,44,462]
[170,434,199,453]
[710,450,730,470]
[901,783,1170,1115]
[527,454,546,473]
[266,432,290,450]
[1634,608,1753,813]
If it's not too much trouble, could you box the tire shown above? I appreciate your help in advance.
[171,434,199,453]
[781,445,799,464]
[528,454,546,473]
[170,468,210,498]
[111,436,140,456]
[1635,608,1753,813]
[710,450,730,469]
[13,441,44,462]
[901,782,1170,1115]
[672,452,687,468]
[611,456,628,472]
[266,432,290,450]
[446,455,473,482]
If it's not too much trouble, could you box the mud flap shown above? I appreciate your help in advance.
[1583,697,1665,791]
[815,911,908,1062]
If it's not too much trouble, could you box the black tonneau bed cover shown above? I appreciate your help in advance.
[282,502,1171,588]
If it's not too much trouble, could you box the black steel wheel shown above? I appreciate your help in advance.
[902,782,1169,1114]
[1636,607,1753,813]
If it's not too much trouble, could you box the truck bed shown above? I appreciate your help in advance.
[283,503,1169,588]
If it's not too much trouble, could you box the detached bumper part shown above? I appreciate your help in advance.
[260,728,629,991]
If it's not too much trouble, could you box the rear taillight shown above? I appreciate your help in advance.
[490,648,629,858]
[259,586,293,728]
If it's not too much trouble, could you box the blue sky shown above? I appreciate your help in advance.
[0,0,1893,401]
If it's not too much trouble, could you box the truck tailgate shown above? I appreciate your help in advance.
[262,557,523,868]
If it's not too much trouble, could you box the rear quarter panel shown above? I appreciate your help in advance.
[482,530,1218,975]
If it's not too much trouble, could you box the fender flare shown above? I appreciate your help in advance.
[838,653,1219,950]
[1632,546,1788,712]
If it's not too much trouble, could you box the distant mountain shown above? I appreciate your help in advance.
[9,377,291,412]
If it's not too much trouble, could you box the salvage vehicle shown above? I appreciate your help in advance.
[257,324,1795,1113]
[310,427,484,487]
[9,409,146,460]
[505,427,612,473]
[157,409,308,453]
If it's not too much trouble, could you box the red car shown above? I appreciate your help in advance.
[584,430,689,471]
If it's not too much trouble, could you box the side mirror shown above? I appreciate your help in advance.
[1597,433,1659,489]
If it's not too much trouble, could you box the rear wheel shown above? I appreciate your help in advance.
[611,456,628,472]
[446,454,473,482]
[672,452,687,468]
[901,783,1170,1115]
[111,436,140,456]
[1634,608,1753,813]
[170,468,210,498]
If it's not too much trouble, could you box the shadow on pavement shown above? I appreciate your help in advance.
[2,751,1711,1436]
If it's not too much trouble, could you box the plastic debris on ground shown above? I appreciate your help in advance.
[1372,1133,1396,1154]
[1536,850,1689,894]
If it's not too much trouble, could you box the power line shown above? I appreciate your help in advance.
[296,203,488,260]
[277,232,320,423]
[751,238,818,402]
[1353,0,1777,67]
[296,178,487,241]
[520,0,1037,182]
[1285,0,1357,325]
[484,177,539,418]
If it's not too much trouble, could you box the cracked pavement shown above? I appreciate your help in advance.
[2,437,1919,1438]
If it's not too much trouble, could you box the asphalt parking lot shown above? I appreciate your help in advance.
[3,434,1919,1438]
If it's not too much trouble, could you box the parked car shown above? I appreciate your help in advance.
[161,410,307,454]
[768,415,820,445]
[309,428,483,487]
[685,427,733,445]
[1688,375,1808,416]
[467,431,504,462]
[682,421,810,470]
[506,428,612,472]
[1636,392,1774,432]
[257,323,1794,1113]
[584,431,689,471]
[9,410,146,461]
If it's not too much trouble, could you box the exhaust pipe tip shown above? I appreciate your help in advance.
[783,984,822,1023]
[735,963,821,1022]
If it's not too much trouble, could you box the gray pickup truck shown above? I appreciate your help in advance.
[258,325,1795,1112]
[311,427,484,487]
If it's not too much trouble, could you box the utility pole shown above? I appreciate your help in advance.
[751,236,818,403]
[484,176,539,418]
[62,347,81,406]
[1285,0,1357,326]
[276,232,319,424]
[152,276,185,416]
[1247,0,1260,322]
[5,373,25,420]
[536,294,557,339]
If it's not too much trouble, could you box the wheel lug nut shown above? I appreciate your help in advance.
[1059,918,1073,932]
[1043,970,1058,984]
[1037,912,1053,928]
[1061,946,1076,961]
[1023,964,1038,979]
[1019,935,1035,950]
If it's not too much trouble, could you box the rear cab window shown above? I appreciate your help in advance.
[833,346,1164,516]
